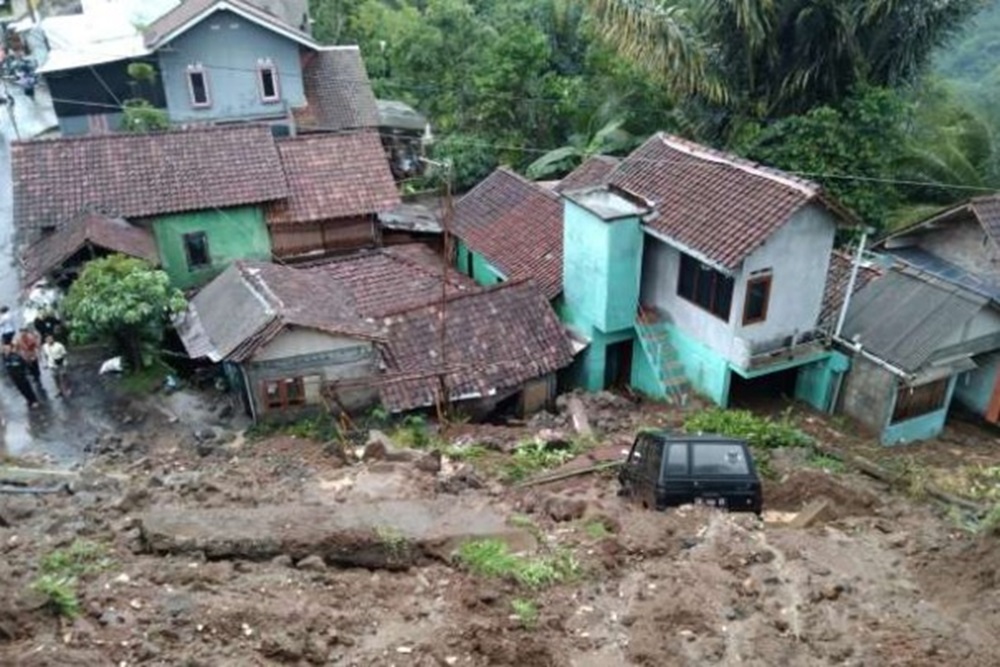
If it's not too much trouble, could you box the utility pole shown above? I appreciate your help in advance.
[421,157,454,422]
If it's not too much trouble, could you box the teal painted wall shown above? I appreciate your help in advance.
[954,352,1000,417]
[670,324,731,406]
[153,206,271,289]
[454,240,504,287]
[562,200,643,333]
[881,376,957,445]
[561,309,633,391]
[630,338,666,399]
[794,352,850,413]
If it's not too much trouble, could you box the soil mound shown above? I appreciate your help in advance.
[766,469,879,518]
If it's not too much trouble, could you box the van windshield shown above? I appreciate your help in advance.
[691,443,750,475]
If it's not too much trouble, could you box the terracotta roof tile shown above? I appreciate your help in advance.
[819,250,883,331]
[266,132,399,225]
[380,280,574,412]
[12,125,288,233]
[453,168,563,298]
[610,133,832,269]
[293,48,379,131]
[555,155,620,193]
[21,213,159,286]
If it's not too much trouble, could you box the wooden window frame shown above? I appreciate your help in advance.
[187,66,211,108]
[182,231,211,271]
[257,64,280,103]
[891,378,950,423]
[742,273,773,325]
[677,253,734,321]
[262,377,306,411]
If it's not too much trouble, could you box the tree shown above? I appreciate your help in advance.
[588,0,984,126]
[526,118,635,179]
[62,255,187,371]
[121,99,169,133]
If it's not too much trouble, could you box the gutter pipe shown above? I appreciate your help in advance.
[835,228,869,338]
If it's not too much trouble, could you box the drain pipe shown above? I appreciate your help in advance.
[835,228,869,339]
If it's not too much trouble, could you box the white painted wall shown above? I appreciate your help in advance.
[254,328,369,362]
[640,203,837,368]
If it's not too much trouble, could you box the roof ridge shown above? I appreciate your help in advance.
[380,277,533,319]
[380,246,476,291]
[494,166,562,202]
[12,123,269,148]
[656,132,820,197]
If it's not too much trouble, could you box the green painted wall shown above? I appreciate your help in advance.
[665,323,731,406]
[153,206,271,289]
[562,199,643,333]
[954,352,1000,417]
[794,352,850,413]
[455,240,504,287]
[882,376,957,445]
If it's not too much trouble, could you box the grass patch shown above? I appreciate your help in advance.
[582,520,611,539]
[40,539,111,577]
[936,465,1000,502]
[247,412,340,442]
[32,574,80,618]
[501,440,579,483]
[806,451,847,474]
[118,358,175,395]
[511,598,539,628]
[439,444,491,461]
[456,539,579,589]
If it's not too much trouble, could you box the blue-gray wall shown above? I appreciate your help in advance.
[157,9,306,123]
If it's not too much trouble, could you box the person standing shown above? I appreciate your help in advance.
[4,344,39,408]
[15,327,41,382]
[0,306,15,347]
[43,334,70,397]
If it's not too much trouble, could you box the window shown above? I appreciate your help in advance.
[187,67,210,107]
[677,253,734,320]
[691,443,750,476]
[892,379,950,423]
[182,232,211,270]
[263,378,307,410]
[258,65,279,102]
[665,443,689,475]
[742,273,772,325]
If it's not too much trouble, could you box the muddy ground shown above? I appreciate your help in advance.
[2,390,1000,666]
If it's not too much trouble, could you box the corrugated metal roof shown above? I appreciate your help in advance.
[841,266,988,372]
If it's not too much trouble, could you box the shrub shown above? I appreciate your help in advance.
[684,408,811,449]
[501,441,578,482]
[40,540,110,577]
[455,539,579,589]
[32,574,80,618]
[511,598,539,628]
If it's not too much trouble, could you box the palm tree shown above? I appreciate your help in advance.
[526,117,635,179]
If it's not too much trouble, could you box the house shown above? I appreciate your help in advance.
[375,99,429,181]
[873,196,1000,426]
[835,264,1000,444]
[11,125,400,288]
[176,245,573,418]
[20,212,159,289]
[454,134,858,410]
[34,0,378,136]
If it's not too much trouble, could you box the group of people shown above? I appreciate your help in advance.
[0,305,69,409]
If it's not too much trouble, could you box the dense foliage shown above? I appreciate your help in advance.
[62,255,187,370]
[311,0,1000,228]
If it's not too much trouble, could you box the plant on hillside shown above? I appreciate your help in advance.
[62,255,187,371]
[684,408,812,450]
[456,539,580,589]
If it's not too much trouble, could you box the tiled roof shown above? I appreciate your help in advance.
[266,132,400,225]
[144,0,316,49]
[293,48,379,132]
[610,133,845,270]
[12,125,288,233]
[555,155,620,193]
[177,260,380,362]
[819,250,883,331]
[453,168,564,299]
[21,214,159,287]
[305,245,478,317]
[380,280,574,412]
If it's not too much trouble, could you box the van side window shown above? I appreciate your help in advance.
[643,438,664,478]
[665,443,688,475]
[692,444,750,475]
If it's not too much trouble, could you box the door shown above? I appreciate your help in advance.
[605,339,634,389]
[658,441,691,509]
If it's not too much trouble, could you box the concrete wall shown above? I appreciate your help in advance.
[246,328,377,416]
[732,204,837,356]
[839,355,895,435]
[955,351,1000,418]
[563,199,643,333]
[905,217,1000,276]
[151,206,271,289]
[158,9,305,123]
[794,351,850,413]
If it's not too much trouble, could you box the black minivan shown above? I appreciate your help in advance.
[618,431,763,514]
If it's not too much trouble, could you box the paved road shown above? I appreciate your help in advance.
[0,88,118,466]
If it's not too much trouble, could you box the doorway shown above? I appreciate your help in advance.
[605,340,634,389]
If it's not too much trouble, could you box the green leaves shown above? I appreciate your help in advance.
[62,255,186,369]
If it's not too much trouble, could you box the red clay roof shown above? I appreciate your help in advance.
[21,214,159,286]
[12,125,288,233]
[266,132,400,225]
[610,133,839,270]
[293,48,379,132]
[819,250,884,331]
[452,168,564,299]
[380,280,574,412]
[556,155,620,193]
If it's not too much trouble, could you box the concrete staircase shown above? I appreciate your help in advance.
[635,307,690,406]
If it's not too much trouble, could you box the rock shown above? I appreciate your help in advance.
[193,428,217,443]
[195,440,216,458]
[217,404,234,420]
[436,466,485,494]
[363,431,396,460]
[415,450,442,474]
[138,641,161,660]
[260,632,304,662]
[271,554,294,568]
[98,609,127,626]
[296,555,327,572]
[789,498,834,529]
[567,396,593,437]
[534,429,572,450]
[821,583,846,601]
[542,494,588,522]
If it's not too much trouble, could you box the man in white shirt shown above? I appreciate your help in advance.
[43,334,70,397]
